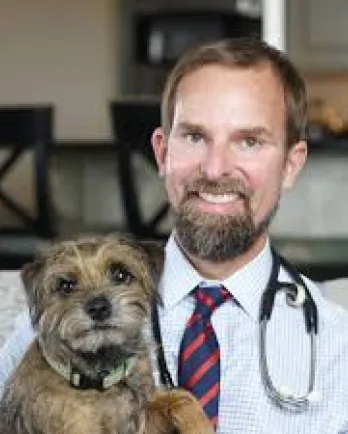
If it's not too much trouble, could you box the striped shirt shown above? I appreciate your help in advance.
[1,236,348,432]
[158,235,348,433]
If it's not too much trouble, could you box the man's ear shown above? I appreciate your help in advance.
[282,140,308,190]
[151,127,167,177]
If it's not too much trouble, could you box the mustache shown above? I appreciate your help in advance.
[184,177,251,199]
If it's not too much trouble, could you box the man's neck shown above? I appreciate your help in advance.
[174,234,268,281]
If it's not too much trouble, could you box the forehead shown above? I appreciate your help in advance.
[173,63,285,129]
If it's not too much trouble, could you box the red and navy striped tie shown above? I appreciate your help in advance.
[178,284,230,430]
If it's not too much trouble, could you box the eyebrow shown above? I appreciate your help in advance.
[175,121,208,134]
[176,122,274,140]
[231,127,274,140]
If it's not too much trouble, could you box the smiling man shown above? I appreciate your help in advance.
[152,41,306,278]
[1,38,348,434]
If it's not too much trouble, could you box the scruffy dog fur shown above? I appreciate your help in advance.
[0,234,213,434]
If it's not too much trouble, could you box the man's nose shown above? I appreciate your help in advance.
[200,143,235,180]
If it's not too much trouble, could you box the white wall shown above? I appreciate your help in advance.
[0,0,120,139]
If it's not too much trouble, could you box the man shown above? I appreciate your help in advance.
[1,38,348,433]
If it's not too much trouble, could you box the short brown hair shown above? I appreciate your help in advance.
[161,37,307,148]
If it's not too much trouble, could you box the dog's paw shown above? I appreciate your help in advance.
[145,388,214,434]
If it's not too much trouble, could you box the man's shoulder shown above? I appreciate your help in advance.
[320,277,348,310]
[304,275,348,312]
[303,275,348,342]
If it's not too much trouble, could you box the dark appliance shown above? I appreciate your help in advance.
[135,11,261,66]
[119,1,262,96]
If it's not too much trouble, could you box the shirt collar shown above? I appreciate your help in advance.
[160,234,202,308]
[222,240,272,321]
[160,234,273,322]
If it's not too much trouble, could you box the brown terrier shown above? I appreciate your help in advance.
[0,234,213,434]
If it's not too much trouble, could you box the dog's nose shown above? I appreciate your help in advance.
[85,295,112,321]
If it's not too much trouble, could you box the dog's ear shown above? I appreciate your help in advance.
[21,259,43,291]
[20,258,45,326]
[138,240,165,286]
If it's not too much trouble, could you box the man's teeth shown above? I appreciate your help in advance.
[199,192,239,204]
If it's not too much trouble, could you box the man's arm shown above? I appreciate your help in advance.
[0,310,35,397]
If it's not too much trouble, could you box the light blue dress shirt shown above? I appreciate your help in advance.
[158,236,348,433]
[1,236,348,433]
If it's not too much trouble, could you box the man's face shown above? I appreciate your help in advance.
[152,63,307,261]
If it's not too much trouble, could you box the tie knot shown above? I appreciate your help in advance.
[193,284,230,318]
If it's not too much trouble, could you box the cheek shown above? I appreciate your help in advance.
[163,142,201,201]
[164,167,189,208]
[165,140,201,176]
[248,162,285,211]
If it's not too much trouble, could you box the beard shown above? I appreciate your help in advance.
[174,177,278,262]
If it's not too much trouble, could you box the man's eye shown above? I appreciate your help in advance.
[108,264,133,285]
[56,277,77,295]
[242,136,261,148]
[186,132,204,144]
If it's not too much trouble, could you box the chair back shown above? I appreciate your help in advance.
[110,101,169,238]
[0,105,55,238]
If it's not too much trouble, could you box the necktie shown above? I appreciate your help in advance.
[178,284,230,430]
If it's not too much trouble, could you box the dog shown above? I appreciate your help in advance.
[0,234,214,434]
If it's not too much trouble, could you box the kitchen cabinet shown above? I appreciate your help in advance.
[287,0,348,72]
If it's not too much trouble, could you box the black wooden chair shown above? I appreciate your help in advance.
[0,105,55,267]
[110,100,170,239]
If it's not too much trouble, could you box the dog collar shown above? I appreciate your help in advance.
[40,344,136,390]
[69,359,136,390]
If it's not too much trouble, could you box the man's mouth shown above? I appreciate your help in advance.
[198,192,240,204]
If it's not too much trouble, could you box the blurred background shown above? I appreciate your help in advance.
[0,0,348,286]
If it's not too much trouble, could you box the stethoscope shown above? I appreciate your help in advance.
[151,248,319,413]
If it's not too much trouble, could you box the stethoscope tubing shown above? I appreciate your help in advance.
[258,249,318,411]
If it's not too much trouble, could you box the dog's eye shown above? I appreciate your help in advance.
[56,277,77,295]
[109,264,133,285]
